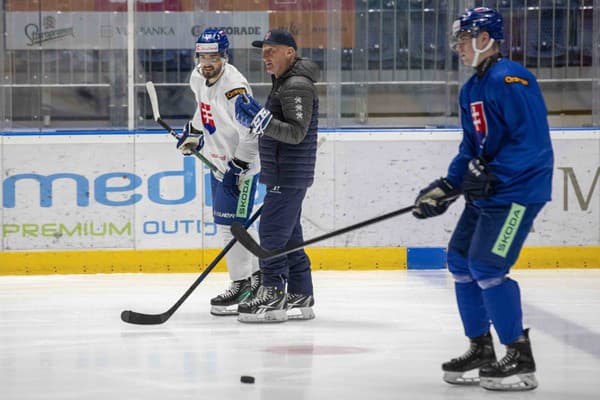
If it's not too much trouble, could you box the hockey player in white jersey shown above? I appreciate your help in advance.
[177,28,261,316]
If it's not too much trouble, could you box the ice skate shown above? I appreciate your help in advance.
[237,286,287,323]
[286,293,315,320]
[250,270,262,296]
[442,332,496,385]
[210,278,252,316]
[479,329,538,391]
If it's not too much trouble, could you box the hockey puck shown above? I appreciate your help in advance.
[240,375,255,384]
[120,310,131,322]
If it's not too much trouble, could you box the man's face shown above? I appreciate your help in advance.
[197,53,225,79]
[261,44,293,78]
[453,32,476,66]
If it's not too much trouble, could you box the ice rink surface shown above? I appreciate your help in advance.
[1,269,599,400]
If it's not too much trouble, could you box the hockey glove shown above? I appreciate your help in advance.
[462,157,498,201]
[413,178,460,219]
[235,94,272,137]
[222,158,250,196]
[176,121,204,156]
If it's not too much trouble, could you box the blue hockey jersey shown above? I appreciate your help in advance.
[447,57,554,205]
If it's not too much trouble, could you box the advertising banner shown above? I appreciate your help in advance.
[5,1,356,49]
[6,11,268,50]
[1,131,599,252]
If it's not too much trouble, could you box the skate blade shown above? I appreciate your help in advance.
[237,310,288,323]
[210,305,239,316]
[287,307,315,320]
[442,371,481,386]
[480,373,538,391]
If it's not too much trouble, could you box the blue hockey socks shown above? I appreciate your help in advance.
[482,278,524,345]
[455,280,490,338]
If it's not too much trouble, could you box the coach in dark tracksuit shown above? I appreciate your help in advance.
[234,29,319,323]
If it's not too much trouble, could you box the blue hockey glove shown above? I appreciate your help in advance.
[176,121,204,156]
[222,158,250,196]
[462,157,498,200]
[235,94,272,137]
[413,178,460,219]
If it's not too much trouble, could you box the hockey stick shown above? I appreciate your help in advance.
[121,204,263,325]
[231,204,415,260]
[231,192,458,260]
[145,81,220,174]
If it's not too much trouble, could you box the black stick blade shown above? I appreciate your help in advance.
[230,222,272,258]
[121,310,170,325]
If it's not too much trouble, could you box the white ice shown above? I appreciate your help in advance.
[1,269,599,400]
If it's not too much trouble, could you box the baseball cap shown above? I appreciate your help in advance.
[252,29,298,50]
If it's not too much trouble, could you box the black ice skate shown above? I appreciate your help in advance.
[442,332,496,385]
[250,270,262,296]
[237,286,287,323]
[286,293,315,320]
[210,278,252,316]
[479,329,538,391]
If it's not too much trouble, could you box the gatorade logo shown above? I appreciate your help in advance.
[492,203,526,258]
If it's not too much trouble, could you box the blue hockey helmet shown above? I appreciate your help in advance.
[451,7,504,43]
[195,28,229,57]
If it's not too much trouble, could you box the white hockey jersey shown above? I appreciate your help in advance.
[189,63,259,178]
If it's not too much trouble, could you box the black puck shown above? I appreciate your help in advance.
[121,310,131,322]
[240,375,255,384]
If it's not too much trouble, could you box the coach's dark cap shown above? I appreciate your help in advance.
[252,29,297,50]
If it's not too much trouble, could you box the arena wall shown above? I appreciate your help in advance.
[1,129,598,274]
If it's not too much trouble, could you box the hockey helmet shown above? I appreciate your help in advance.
[450,7,504,46]
[195,28,229,57]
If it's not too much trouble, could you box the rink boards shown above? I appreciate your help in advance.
[1,129,599,274]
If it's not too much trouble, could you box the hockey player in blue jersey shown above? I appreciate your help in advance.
[413,7,553,391]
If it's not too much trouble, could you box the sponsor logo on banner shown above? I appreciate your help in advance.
[8,11,268,50]
[3,158,199,208]
[2,222,132,239]
[558,167,600,211]
[24,16,75,46]
[1,157,265,241]
[192,25,263,38]
[114,25,176,37]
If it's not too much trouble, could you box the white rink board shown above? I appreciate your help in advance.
[1,130,599,251]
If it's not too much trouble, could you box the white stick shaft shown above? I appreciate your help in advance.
[146,81,161,121]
